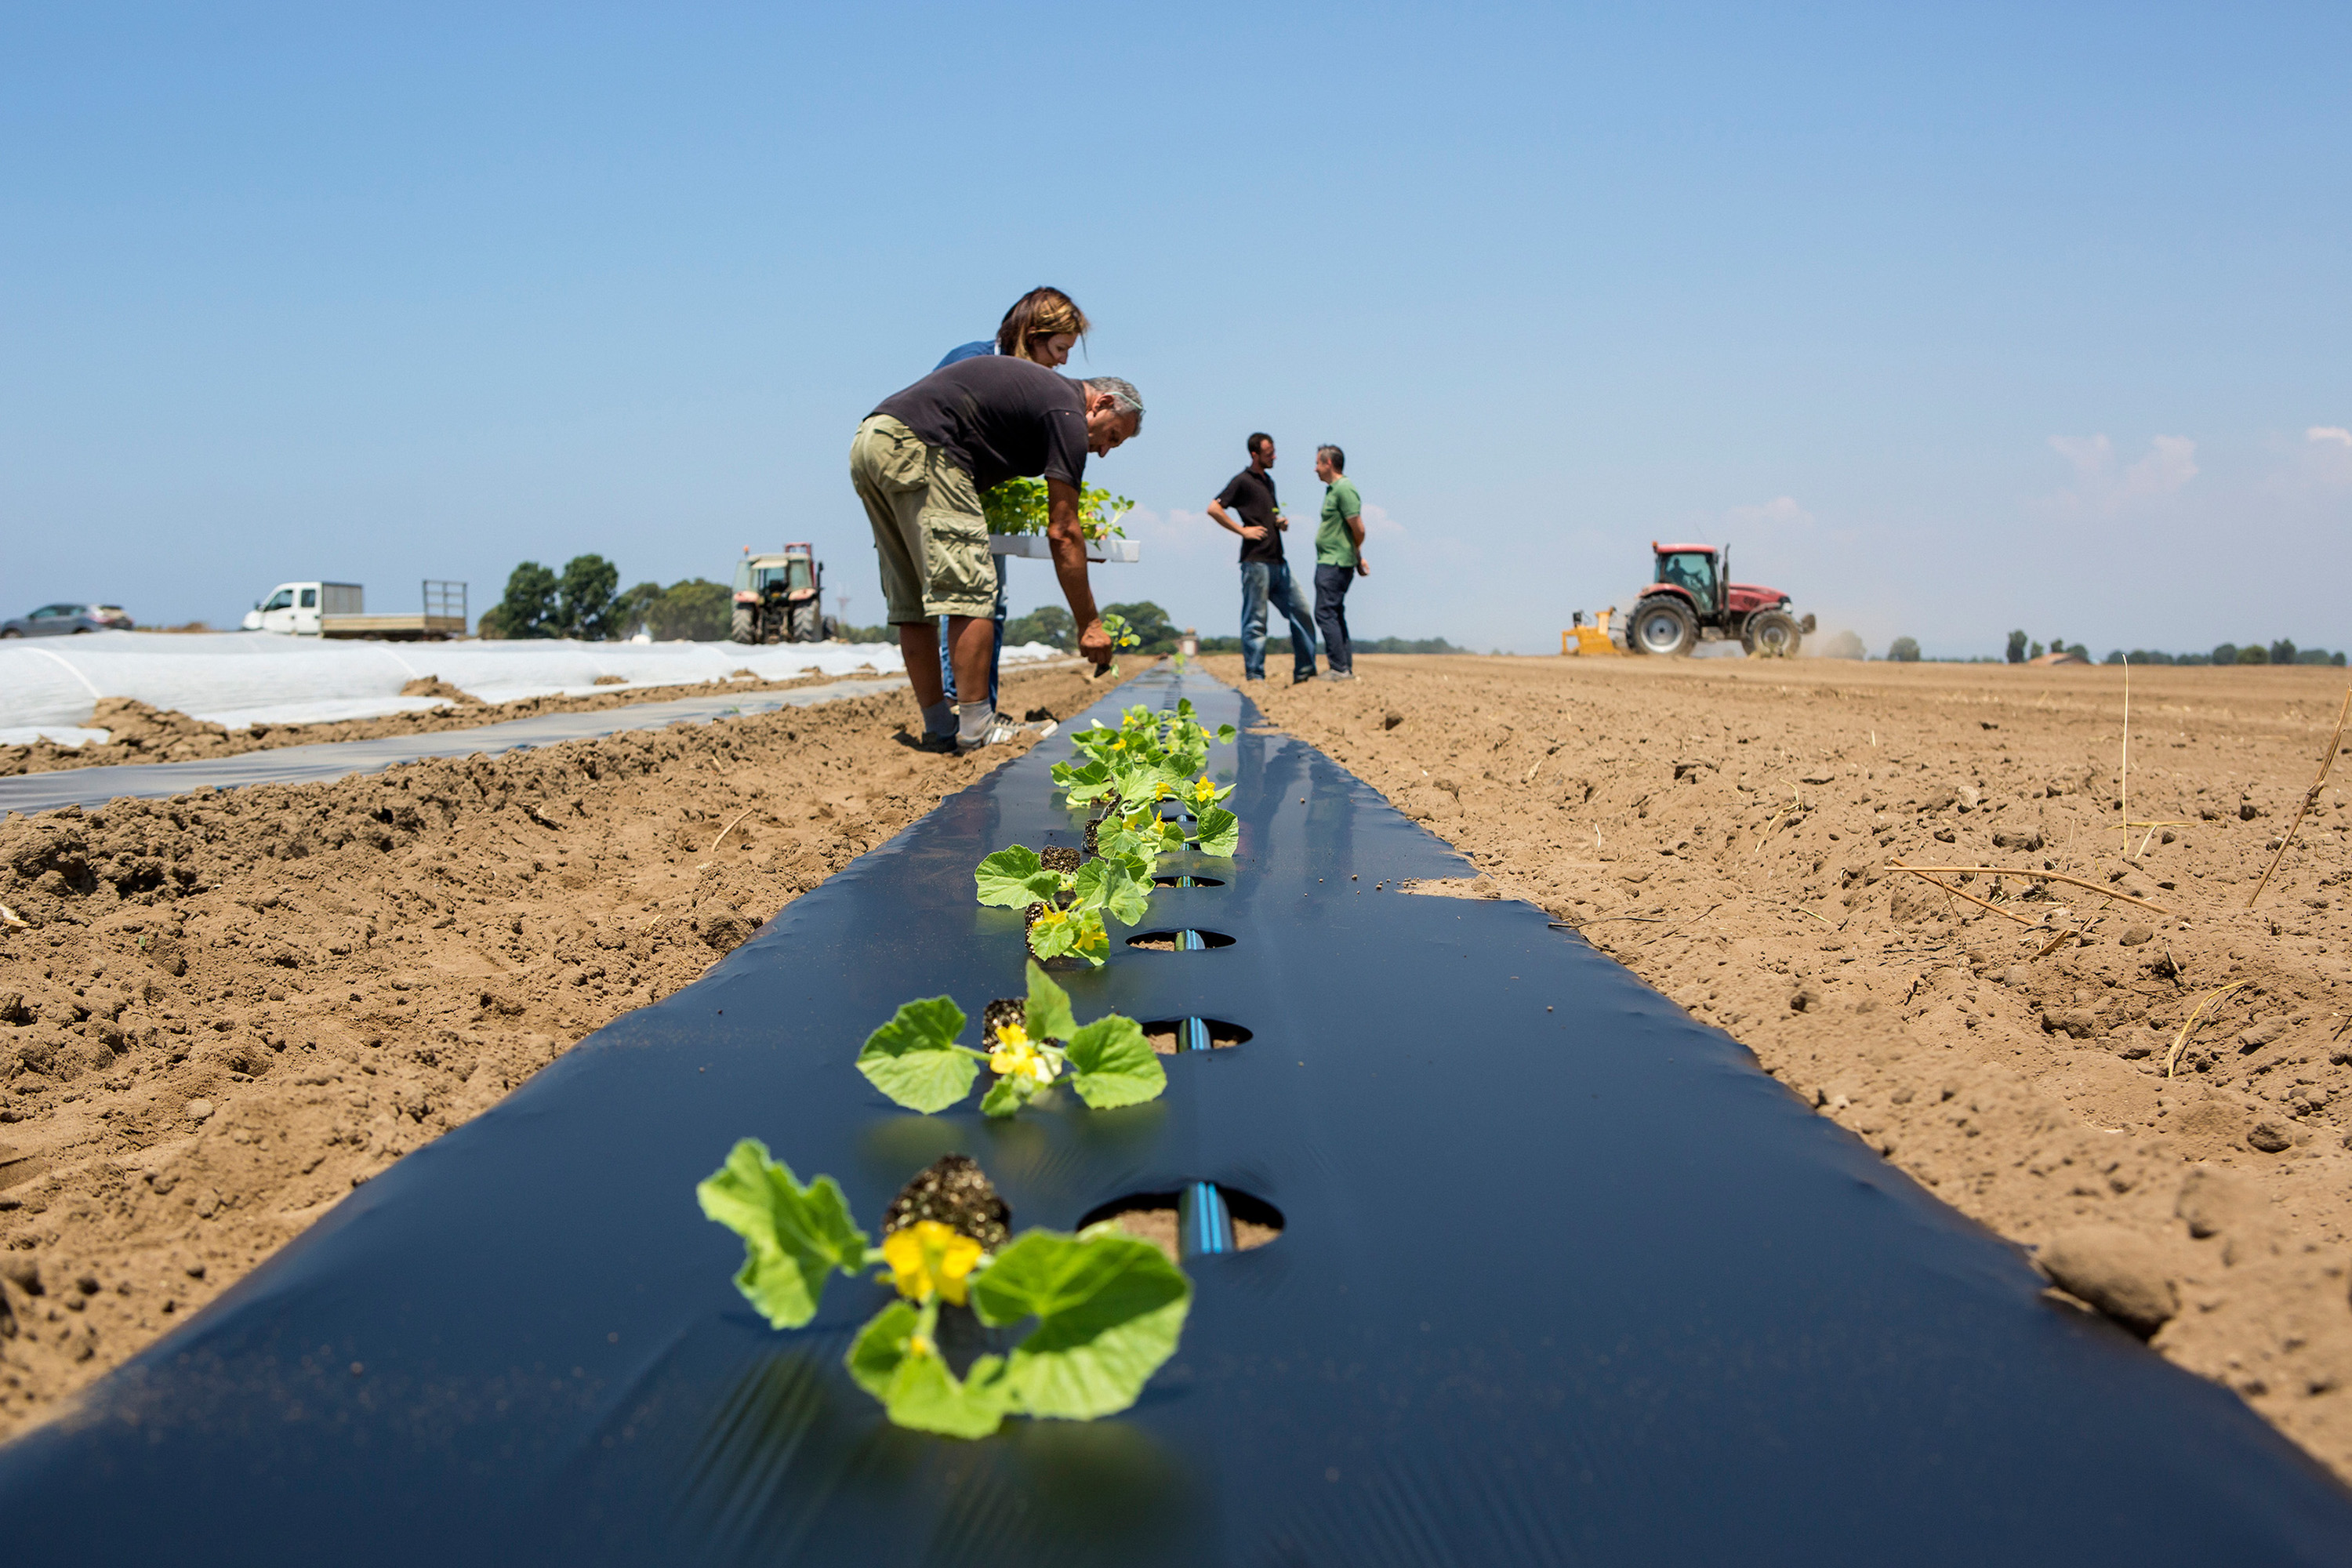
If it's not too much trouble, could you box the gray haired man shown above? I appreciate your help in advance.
[851,360,1143,750]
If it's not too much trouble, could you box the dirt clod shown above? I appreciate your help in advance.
[2038,1225,2179,1337]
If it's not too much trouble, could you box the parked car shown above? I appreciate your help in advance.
[1,603,134,637]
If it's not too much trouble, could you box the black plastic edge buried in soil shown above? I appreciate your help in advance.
[4,663,2350,1566]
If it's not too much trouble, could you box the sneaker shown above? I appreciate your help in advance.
[914,732,958,755]
[1291,671,1319,685]
[1322,670,1356,681]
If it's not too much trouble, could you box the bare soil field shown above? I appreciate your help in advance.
[1218,652,2352,1481]
[0,659,1109,1438]
[0,664,900,778]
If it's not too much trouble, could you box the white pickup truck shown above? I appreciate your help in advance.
[241,581,468,640]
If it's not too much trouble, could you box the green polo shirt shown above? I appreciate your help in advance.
[1316,477,1363,567]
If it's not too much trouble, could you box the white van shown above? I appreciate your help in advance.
[243,583,363,636]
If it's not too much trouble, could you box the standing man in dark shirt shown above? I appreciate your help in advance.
[851,358,1143,750]
[1207,433,1319,684]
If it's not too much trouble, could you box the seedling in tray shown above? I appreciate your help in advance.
[856,960,1167,1116]
[699,1149,1190,1438]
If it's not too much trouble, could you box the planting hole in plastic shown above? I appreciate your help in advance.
[1152,873,1226,889]
[1140,1018,1251,1054]
[1081,1185,1284,1262]
[1126,930,1236,952]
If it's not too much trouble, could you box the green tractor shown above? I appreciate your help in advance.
[1611,541,1814,658]
[730,543,830,644]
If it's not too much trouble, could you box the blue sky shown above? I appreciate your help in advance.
[4,2,2347,657]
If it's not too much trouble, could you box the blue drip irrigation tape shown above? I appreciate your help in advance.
[1180,1181,1234,1258]
[1179,1016,1210,1052]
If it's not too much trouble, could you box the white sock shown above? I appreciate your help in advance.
[921,699,956,738]
[957,701,993,746]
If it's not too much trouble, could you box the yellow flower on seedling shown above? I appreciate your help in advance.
[1034,906,1069,927]
[1188,775,1221,805]
[1152,779,1177,800]
[988,1023,1060,1087]
[881,1220,982,1306]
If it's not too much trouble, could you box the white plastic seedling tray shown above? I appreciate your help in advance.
[988,534,1139,563]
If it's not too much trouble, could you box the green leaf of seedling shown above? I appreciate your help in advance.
[1192,806,1239,858]
[846,1301,1013,1439]
[857,996,978,1113]
[969,1231,1192,1420]
[1069,910,1109,967]
[1214,724,1237,744]
[697,1138,871,1330]
[976,846,1049,908]
[1022,960,1077,1044]
[979,1076,1030,1117]
[1070,859,1151,927]
[1064,1016,1165,1110]
[846,1300,920,1399]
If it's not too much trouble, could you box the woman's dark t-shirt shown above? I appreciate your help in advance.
[872,358,1088,494]
[1216,466,1284,564]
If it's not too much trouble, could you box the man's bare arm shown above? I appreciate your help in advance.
[1207,499,1266,541]
[1047,478,1112,665]
[1346,513,1368,575]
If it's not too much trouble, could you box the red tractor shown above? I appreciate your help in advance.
[1612,541,1813,658]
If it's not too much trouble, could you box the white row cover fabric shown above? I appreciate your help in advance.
[0,632,1062,743]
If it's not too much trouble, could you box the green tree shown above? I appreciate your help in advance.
[1889,637,1920,662]
[1101,601,1179,654]
[2270,638,2299,666]
[2211,643,2238,666]
[2237,643,2269,665]
[615,580,666,636]
[649,579,733,641]
[494,561,561,640]
[556,554,622,640]
[1004,604,1073,650]
[2005,630,2027,664]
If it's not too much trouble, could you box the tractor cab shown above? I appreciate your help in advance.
[731,543,828,644]
[1613,540,1813,658]
[1653,545,1720,617]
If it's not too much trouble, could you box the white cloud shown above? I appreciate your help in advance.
[2309,426,2352,447]
[1359,501,1406,538]
[2042,434,2198,515]
[1723,495,1814,528]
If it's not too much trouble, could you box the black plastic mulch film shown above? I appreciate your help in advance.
[5,666,2350,1564]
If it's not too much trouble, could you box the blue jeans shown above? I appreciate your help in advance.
[937,556,1011,710]
[1313,563,1355,674]
[1240,560,1317,681]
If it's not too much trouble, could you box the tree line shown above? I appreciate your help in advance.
[2002,630,2343,666]
[477,555,734,641]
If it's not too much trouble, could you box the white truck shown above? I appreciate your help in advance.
[241,580,468,640]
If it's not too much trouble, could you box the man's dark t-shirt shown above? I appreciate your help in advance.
[1215,466,1284,564]
[872,357,1088,495]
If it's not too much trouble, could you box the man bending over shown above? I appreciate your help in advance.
[850,358,1143,751]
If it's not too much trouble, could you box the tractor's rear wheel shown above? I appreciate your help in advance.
[1743,608,1802,659]
[1629,596,1697,657]
[729,606,754,644]
[789,601,822,642]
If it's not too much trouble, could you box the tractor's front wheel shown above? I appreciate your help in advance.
[788,601,822,642]
[1629,596,1697,656]
[729,605,754,644]
[1743,608,1802,659]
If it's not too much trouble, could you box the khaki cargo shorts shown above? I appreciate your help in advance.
[848,414,996,624]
